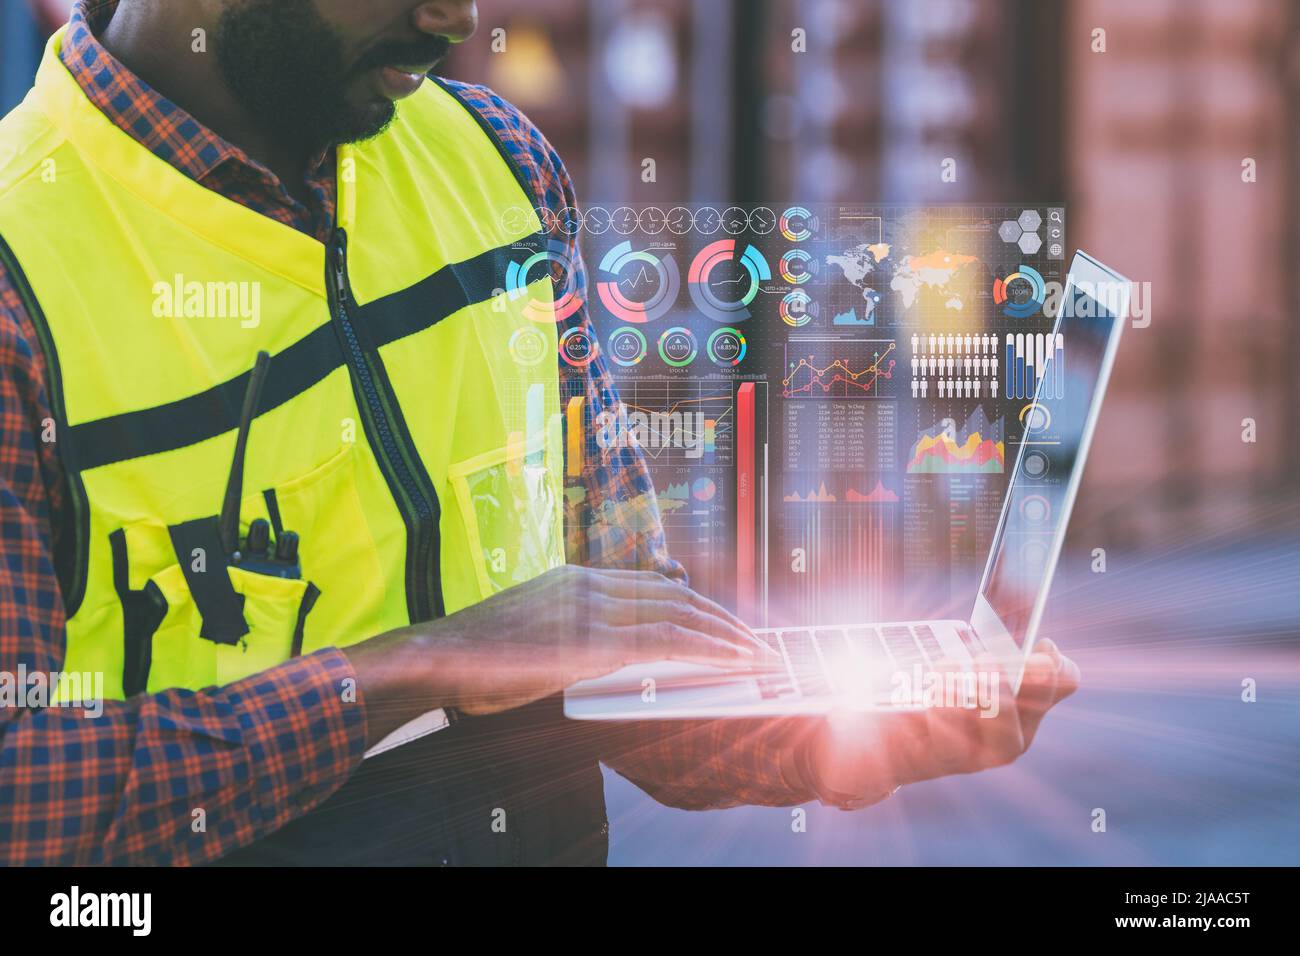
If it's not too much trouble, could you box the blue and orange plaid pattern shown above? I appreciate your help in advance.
[0,0,810,865]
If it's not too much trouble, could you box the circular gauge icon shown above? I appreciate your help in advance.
[559,326,598,367]
[657,326,699,367]
[667,206,694,236]
[608,326,648,367]
[706,327,747,367]
[749,207,777,235]
[1020,538,1050,570]
[611,206,640,236]
[505,240,585,323]
[508,326,549,367]
[1021,449,1050,480]
[638,206,667,235]
[779,248,816,285]
[694,206,722,235]
[1020,401,1052,434]
[779,205,819,242]
[688,240,772,322]
[596,241,681,324]
[778,289,817,327]
[583,206,612,235]
[1020,494,1051,525]
[722,206,750,236]
[557,206,583,236]
[535,205,560,236]
[500,205,534,235]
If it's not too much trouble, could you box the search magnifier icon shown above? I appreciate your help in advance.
[1049,210,1063,223]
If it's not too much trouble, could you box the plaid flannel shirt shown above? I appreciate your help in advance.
[0,0,810,866]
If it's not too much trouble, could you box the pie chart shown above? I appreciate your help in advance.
[692,478,716,502]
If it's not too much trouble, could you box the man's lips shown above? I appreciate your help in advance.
[374,64,434,100]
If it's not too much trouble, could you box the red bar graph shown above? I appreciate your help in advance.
[736,383,755,621]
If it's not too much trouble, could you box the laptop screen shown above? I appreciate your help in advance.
[978,265,1122,647]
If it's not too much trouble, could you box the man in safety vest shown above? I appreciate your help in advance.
[0,0,1079,865]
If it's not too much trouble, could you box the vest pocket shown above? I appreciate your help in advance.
[108,441,376,692]
[265,443,382,653]
[145,564,320,691]
[112,519,322,693]
[446,436,565,600]
[229,570,320,671]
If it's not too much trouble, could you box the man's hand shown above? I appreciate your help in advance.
[801,639,1080,807]
[346,565,779,746]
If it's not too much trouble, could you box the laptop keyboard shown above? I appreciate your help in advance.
[753,624,981,701]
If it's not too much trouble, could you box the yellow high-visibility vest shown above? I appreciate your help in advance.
[0,29,566,698]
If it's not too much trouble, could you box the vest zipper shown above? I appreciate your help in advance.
[326,230,441,623]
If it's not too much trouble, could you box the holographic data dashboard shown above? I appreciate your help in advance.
[534,204,1068,627]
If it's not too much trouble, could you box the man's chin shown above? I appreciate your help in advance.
[331,101,399,147]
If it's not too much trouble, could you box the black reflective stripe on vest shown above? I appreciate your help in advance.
[65,238,538,471]
[0,231,91,617]
[73,320,341,473]
[361,247,517,349]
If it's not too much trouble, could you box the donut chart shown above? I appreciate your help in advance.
[779,289,818,327]
[657,326,699,367]
[687,239,771,323]
[505,239,584,323]
[607,326,649,367]
[779,248,817,284]
[706,326,748,367]
[508,326,549,367]
[779,205,820,242]
[993,264,1047,319]
[558,326,598,367]
[595,241,680,324]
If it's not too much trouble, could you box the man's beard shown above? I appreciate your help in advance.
[214,0,450,154]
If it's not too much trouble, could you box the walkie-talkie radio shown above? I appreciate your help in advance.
[219,350,303,579]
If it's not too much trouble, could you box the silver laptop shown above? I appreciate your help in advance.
[565,251,1129,719]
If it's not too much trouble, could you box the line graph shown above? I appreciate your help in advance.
[619,265,657,292]
[608,379,735,465]
[782,338,896,399]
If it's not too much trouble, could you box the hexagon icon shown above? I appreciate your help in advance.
[1017,209,1042,232]
[998,220,1022,243]
[1018,231,1042,255]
